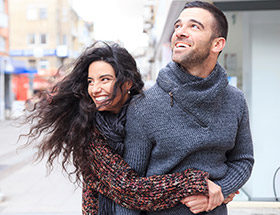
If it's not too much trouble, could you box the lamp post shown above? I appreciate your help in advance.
[0,58,14,120]
[0,58,5,120]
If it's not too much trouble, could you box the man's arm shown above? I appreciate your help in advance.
[214,98,254,198]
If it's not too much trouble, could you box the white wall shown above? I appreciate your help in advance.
[220,10,280,200]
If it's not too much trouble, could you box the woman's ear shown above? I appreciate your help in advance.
[212,37,226,54]
[125,80,133,92]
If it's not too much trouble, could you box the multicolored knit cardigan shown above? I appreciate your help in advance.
[82,130,209,214]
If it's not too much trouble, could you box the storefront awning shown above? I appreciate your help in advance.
[1,58,37,74]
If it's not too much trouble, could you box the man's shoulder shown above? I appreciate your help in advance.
[225,84,246,100]
[132,84,163,104]
[127,84,165,116]
[224,84,247,111]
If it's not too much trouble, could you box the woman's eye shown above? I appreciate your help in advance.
[88,80,93,85]
[101,78,110,81]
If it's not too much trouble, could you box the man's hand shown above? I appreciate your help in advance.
[223,190,239,204]
[181,195,208,214]
[206,179,224,211]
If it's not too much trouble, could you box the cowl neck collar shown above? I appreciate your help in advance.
[156,61,228,126]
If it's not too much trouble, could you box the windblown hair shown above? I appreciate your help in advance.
[183,1,228,40]
[24,41,144,183]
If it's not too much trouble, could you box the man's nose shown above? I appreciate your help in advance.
[175,27,189,38]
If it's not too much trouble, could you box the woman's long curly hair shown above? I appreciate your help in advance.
[24,41,144,183]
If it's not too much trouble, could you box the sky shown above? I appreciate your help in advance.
[72,0,149,52]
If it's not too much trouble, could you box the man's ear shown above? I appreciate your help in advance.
[212,37,226,54]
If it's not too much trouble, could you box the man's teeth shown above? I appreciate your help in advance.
[95,96,108,101]
[175,42,190,48]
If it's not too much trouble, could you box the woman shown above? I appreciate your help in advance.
[24,41,225,215]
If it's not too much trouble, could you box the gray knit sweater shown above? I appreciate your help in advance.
[115,61,254,215]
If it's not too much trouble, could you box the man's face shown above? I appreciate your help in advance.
[171,7,216,68]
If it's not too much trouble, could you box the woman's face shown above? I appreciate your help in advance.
[87,61,129,114]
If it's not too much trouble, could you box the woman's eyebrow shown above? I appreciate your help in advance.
[99,74,114,79]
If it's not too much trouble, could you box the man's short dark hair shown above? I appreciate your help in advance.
[183,1,228,40]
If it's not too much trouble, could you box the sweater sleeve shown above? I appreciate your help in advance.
[87,140,209,211]
[82,174,99,215]
[214,98,254,198]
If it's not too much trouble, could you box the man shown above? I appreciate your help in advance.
[116,1,254,214]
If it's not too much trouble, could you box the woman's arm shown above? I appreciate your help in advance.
[82,174,99,215]
[87,140,209,211]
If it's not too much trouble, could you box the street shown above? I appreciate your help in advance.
[0,119,81,214]
[0,119,280,215]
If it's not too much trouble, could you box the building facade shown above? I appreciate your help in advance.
[0,0,11,120]
[9,0,93,101]
[0,0,8,55]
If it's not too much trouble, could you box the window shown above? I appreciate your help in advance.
[39,59,49,70]
[0,36,6,52]
[40,34,47,44]
[0,0,4,12]
[39,8,47,19]
[26,7,38,20]
[28,59,37,69]
[62,35,67,45]
[62,7,68,22]
[0,12,8,28]
[27,34,35,45]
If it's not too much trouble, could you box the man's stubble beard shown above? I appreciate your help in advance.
[172,40,212,69]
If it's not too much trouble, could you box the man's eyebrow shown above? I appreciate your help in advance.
[174,19,181,26]
[190,19,205,29]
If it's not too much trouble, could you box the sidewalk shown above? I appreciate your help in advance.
[228,201,280,215]
[0,119,81,214]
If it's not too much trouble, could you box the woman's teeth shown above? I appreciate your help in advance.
[95,96,108,101]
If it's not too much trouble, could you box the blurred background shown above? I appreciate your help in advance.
[0,0,280,214]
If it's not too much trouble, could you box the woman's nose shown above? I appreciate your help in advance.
[91,85,102,95]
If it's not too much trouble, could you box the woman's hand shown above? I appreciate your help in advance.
[180,179,224,213]
[223,190,239,204]
[206,179,224,211]
[180,195,208,214]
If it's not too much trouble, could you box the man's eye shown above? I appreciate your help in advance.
[174,24,180,29]
[192,24,199,29]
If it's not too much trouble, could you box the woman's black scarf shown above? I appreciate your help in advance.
[95,104,128,215]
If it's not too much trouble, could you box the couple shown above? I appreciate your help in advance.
[25,1,254,215]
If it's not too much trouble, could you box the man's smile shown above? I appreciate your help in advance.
[175,41,192,49]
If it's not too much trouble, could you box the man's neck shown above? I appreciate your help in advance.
[182,58,217,78]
